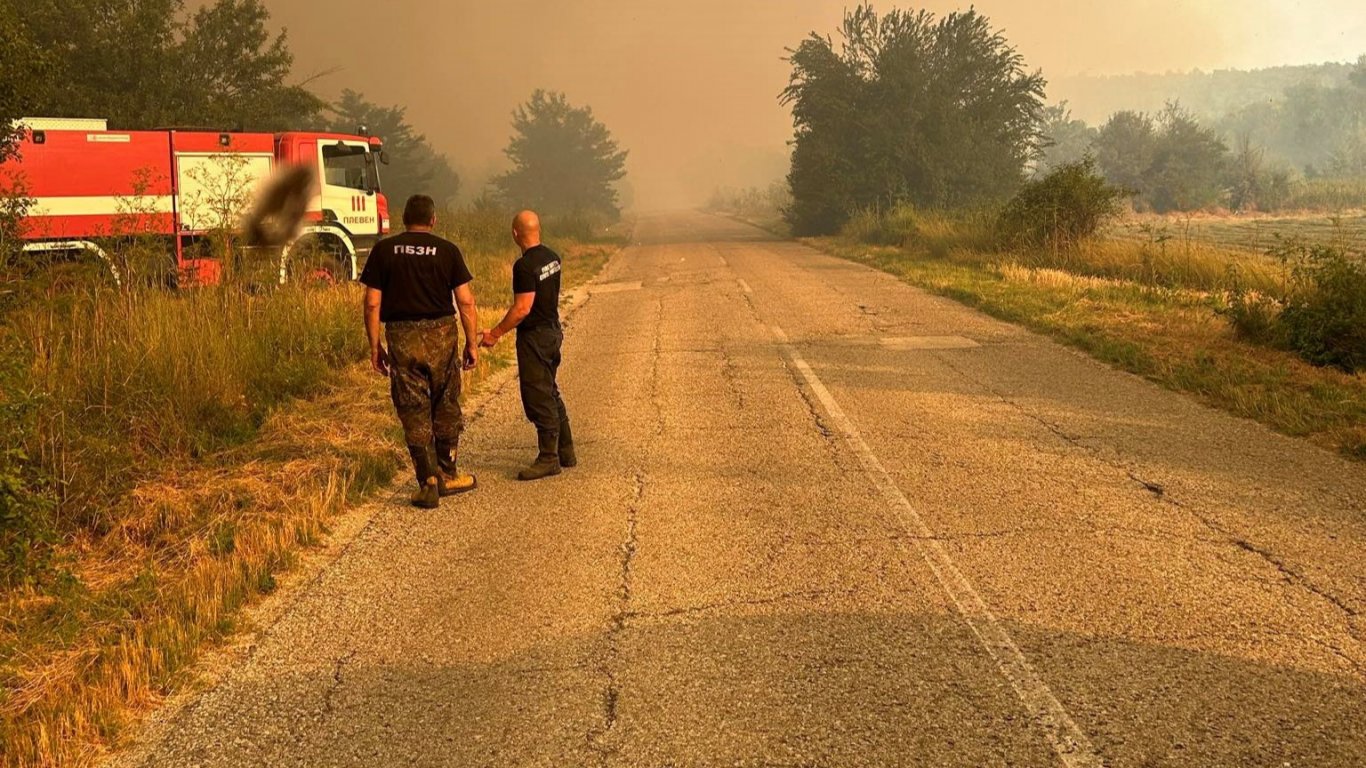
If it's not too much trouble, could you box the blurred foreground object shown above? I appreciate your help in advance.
[243,164,316,248]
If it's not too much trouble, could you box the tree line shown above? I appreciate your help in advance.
[1039,58,1366,214]
[782,4,1366,233]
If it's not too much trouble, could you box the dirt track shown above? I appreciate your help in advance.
[113,212,1365,767]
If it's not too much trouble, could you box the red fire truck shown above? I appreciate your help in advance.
[0,117,390,284]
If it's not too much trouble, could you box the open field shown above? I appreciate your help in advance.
[0,217,618,767]
[1109,211,1366,255]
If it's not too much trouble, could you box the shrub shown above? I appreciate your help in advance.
[1220,265,1283,345]
[1219,241,1366,372]
[997,159,1127,251]
[1277,242,1366,372]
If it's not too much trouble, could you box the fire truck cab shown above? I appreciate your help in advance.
[1,117,390,285]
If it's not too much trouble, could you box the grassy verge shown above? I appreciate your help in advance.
[808,224,1366,458]
[0,211,620,767]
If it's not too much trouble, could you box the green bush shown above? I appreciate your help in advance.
[1278,242,1366,372]
[997,159,1127,251]
[1220,241,1366,372]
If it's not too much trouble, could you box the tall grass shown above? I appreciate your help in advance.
[837,203,1286,294]
[0,275,386,767]
[1285,177,1366,212]
[5,282,360,543]
[842,204,996,257]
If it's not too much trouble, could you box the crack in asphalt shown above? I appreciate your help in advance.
[624,587,865,624]
[649,299,666,438]
[718,342,747,409]
[932,351,1365,670]
[321,650,357,715]
[733,274,857,474]
[780,351,836,441]
[587,470,644,766]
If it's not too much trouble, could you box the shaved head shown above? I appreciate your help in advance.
[512,210,542,250]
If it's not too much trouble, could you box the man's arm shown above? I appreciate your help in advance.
[479,293,535,347]
[364,287,388,376]
[454,283,479,369]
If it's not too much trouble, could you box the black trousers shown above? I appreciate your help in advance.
[515,324,569,436]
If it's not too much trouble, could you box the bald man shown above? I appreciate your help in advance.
[479,211,575,481]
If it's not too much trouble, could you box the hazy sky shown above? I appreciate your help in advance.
[257,0,1366,208]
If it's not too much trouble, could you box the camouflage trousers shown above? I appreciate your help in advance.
[386,317,464,453]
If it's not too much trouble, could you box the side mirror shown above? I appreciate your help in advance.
[379,150,391,166]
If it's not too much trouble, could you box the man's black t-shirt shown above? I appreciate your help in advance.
[512,244,562,330]
[360,231,473,323]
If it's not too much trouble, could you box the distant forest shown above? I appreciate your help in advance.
[1052,62,1358,125]
[1037,58,1366,212]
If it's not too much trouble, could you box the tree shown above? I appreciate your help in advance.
[494,90,628,219]
[1094,111,1157,194]
[168,0,323,130]
[1035,103,1097,175]
[1352,54,1366,91]
[9,0,181,127]
[0,2,53,158]
[1147,103,1228,212]
[3,0,320,130]
[328,90,460,208]
[781,5,1046,235]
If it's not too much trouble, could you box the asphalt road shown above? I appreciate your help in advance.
[115,212,1365,767]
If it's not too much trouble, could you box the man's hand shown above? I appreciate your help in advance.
[478,328,501,348]
[463,341,479,371]
[371,345,390,377]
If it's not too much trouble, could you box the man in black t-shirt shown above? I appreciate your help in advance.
[479,210,575,481]
[361,195,480,508]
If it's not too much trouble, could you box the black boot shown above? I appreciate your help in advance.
[407,445,440,509]
[518,430,563,481]
[435,440,477,497]
[558,417,577,468]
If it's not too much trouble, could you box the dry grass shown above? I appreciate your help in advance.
[1,370,398,766]
[0,216,619,767]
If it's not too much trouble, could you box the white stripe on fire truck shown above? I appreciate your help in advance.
[29,196,175,217]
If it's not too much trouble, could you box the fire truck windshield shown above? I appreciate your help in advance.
[322,143,378,193]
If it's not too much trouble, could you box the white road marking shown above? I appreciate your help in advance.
[737,278,753,295]
[770,323,1105,768]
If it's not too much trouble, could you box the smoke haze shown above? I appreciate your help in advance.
[256,0,1366,209]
